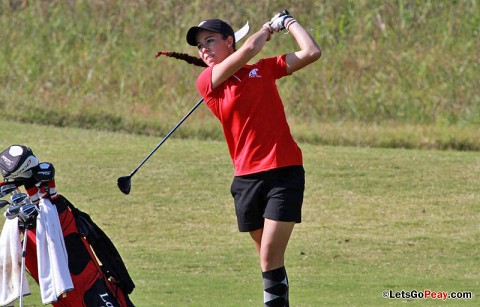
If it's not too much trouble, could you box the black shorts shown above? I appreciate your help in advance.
[230,165,305,232]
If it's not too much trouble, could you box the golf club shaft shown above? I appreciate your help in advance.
[128,98,204,178]
[19,229,28,307]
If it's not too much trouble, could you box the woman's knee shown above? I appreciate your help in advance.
[260,246,285,270]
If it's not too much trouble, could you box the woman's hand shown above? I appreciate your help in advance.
[262,22,274,41]
[269,10,295,32]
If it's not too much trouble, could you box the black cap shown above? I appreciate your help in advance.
[186,19,235,46]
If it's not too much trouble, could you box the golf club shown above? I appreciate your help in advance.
[0,199,10,209]
[0,183,18,197]
[117,98,204,194]
[5,204,21,219]
[234,21,250,42]
[19,226,29,307]
[11,193,30,206]
[19,203,39,223]
[118,21,250,195]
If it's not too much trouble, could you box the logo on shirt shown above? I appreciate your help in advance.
[248,68,262,78]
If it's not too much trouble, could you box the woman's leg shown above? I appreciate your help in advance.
[240,166,304,306]
[250,228,263,255]
[251,219,295,271]
[250,219,295,306]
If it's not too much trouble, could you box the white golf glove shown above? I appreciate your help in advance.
[269,10,296,32]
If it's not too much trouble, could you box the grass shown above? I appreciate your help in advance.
[1,0,479,150]
[1,121,479,306]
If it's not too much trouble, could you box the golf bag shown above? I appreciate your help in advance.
[0,145,135,306]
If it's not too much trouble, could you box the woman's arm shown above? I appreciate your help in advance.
[211,13,321,89]
[284,18,322,74]
[211,27,271,89]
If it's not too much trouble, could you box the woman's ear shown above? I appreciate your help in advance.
[227,36,234,47]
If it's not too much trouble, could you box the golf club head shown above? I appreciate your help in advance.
[5,205,21,219]
[11,193,30,206]
[19,203,39,222]
[0,199,10,209]
[0,183,18,197]
[117,176,131,195]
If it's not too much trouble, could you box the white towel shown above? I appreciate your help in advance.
[0,218,31,306]
[36,198,73,304]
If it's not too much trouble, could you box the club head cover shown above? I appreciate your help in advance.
[0,145,39,181]
[33,162,55,182]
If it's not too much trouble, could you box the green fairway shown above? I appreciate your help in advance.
[0,121,478,306]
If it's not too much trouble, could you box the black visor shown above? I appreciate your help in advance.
[186,18,234,46]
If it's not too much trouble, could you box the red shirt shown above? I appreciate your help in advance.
[196,55,302,176]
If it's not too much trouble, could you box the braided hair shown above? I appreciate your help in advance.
[154,51,207,67]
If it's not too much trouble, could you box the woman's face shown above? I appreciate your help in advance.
[196,30,233,66]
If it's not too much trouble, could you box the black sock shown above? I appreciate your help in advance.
[262,266,289,307]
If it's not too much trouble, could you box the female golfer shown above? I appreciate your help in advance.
[186,11,321,306]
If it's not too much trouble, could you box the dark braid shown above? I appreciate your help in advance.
[154,51,207,67]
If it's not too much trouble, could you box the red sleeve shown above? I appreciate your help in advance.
[267,54,290,80]
[196,66,214,99]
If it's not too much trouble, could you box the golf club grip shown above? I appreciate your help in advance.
[129,98,204,177]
